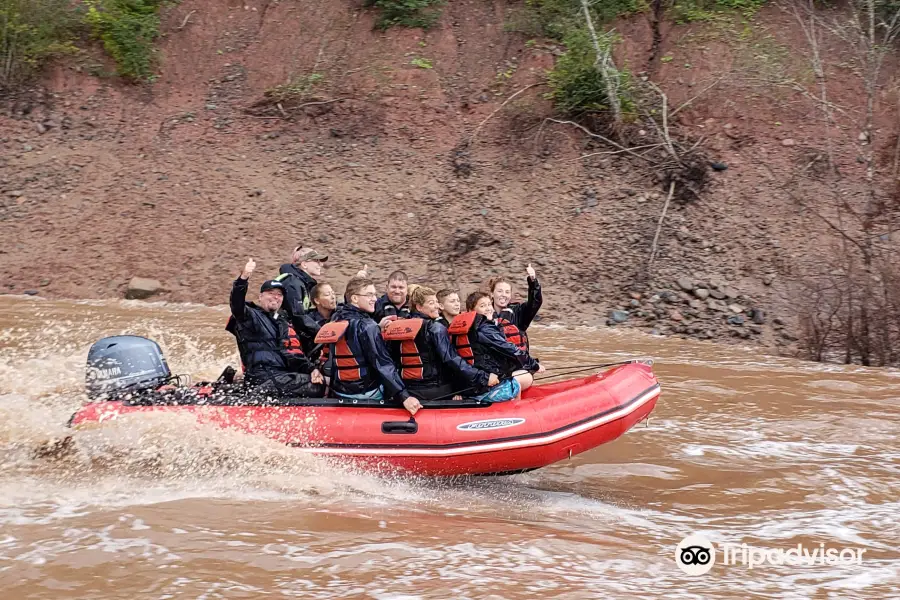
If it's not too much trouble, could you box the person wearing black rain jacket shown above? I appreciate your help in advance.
[292,282,337,361]
[488,265,543,351]
[373,270,411,324]
[468,313,540,377]
[450,291,544,401]
[385,286,498,401]
[227,258,324,398]
[322,277,422,415]
[279,246,327,319]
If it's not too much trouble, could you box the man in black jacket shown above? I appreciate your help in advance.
[228,258,324,397]
[279,246,328,319]
[373,270,410,324]
[325,277,422,415]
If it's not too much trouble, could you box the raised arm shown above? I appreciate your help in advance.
[230,258,256,321]
[513,264,543,330]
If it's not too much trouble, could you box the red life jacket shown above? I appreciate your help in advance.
[315,321,360,381]
[496,317,529,352]
[448,312,478,365]
[382,318,426,380]
[283,323,304,356]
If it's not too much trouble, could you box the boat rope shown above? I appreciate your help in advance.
[425,359,650,400]
[534,360,634,382]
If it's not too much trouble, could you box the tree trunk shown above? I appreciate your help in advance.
[580,0,622,127]
[647,0,665,70]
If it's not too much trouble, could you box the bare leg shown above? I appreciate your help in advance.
[512,369,534,393]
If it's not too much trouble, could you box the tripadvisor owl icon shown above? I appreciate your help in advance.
[676,534,716,575]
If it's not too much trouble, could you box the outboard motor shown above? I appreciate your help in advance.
[85,335,171,400]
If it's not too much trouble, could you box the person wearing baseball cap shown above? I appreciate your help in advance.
[279,245,329,319]
[226,258,325,398]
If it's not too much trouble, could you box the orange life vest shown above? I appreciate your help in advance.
[382,318,426,380]
[448,312,478,365]
[496,317,529,352]
[283,323,304,356]
[315,321,360,381]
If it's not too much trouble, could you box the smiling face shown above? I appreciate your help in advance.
[388,278,408,306]
[439,293,461,318]
[492,282,512,310]
[474,296,494,320]
[417,295,440,319]
[351,284,378,313]
[258,289,283,312]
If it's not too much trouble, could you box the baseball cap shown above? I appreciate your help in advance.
[297,248,328,262]
[260,279,286,294]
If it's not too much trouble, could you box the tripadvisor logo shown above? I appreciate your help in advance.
[675,533,867,574]
[676,534,716,575]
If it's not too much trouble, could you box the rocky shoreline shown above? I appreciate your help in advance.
[604,276,798,351]
[7,267,802,358]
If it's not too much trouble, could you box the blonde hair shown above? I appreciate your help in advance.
[409,285,436,313]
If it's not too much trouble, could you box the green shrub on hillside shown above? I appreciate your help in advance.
[0,0,80,89]
[547,28,634,116]
[365,0,445,30]
[513,0,641,40]
[84,0,164,81]
[266,73,325,102]
[673,0,769,23]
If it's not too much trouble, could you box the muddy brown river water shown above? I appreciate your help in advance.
[0,296,897,599]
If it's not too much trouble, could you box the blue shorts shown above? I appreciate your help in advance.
[473,378,521,403]
[335,385,384,402]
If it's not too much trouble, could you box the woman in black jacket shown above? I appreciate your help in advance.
[488,265,542,351]
[295,283,337,357]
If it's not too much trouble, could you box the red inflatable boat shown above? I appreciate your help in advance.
[71,361,660,476]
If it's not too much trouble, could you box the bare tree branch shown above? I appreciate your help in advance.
[648,180,676,273]
[671,75,729,117]
[643,80,679,163]
[545,118,653,162]
[178,10,196,31]
[467,82,545,147]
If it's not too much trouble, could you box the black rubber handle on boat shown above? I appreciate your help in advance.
[381,418,418,434]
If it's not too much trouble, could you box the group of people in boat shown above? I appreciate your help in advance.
[227,245,543,415]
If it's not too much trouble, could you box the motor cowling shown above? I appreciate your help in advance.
[85,335,171,400]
